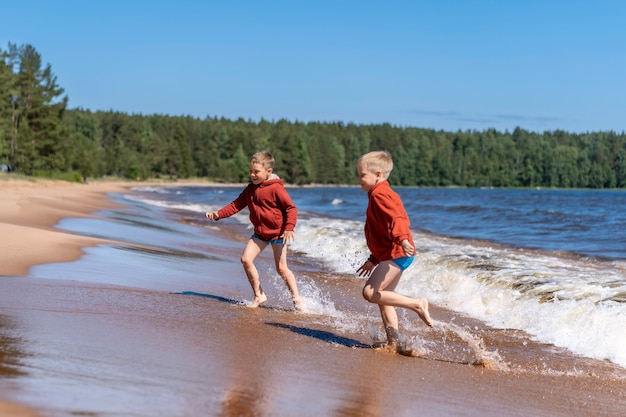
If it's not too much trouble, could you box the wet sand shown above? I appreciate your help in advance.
[1,176,625,416]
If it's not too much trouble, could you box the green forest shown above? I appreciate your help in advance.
[2,42,626,188]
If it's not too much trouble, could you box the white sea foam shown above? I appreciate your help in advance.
[406,238,626,368]
[290,218,367,273]
[123,194,219,215]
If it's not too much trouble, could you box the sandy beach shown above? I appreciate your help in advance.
[1,175,625,416]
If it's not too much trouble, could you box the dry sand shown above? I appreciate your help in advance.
[1,175,625,416]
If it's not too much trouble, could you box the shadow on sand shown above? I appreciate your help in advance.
[175,291,242,305]
[267,322,371,349]
[176,291,371,349]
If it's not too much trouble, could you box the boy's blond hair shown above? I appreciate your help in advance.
[357,151,393,179]
[250,151,275,170]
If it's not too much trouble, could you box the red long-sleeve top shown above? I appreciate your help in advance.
[364,180,414,265]
[217,178,297,241]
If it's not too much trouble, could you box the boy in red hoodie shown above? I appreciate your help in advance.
[356,151,433,351]
[205,151,303,312]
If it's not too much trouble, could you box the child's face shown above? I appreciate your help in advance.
[249,162,272,185]
[357,163,381,192]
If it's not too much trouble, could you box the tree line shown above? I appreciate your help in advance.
[2,43,626,188]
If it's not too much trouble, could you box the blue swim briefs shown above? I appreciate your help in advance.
[392,256,414,271]
[251,233,284,245]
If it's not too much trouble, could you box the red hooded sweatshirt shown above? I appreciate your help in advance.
[364,180,414,265]
[217,178,297,241]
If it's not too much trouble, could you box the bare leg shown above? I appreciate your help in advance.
[380,305,400,346]
[362,261,433,327]
[370,304,401,350]
[272,243,302,311]
[241,238,268,307]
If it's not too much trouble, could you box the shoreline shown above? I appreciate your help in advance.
[1,176,625,416]
[0,177,223,415]
[0,177,140,415]
[0,178,130,275]
[0,177,223,276]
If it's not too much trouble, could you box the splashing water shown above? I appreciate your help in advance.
[433,320,509,371]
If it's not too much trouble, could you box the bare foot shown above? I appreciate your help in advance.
[372,340,415,356]
[247,292,267,308]
[293,297,304,312]
[413,297,433,327]
[372,340,397,352]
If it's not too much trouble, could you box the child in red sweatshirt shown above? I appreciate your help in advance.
[356,151,433,351]
[206,151,302,312]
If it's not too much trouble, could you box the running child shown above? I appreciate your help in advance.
[205,151,303,311]
[355,150,433,350]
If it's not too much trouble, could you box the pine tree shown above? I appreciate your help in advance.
[0,47,14,166]
[7,43,67,174]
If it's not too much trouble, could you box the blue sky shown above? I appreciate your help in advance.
[3,1,625,133]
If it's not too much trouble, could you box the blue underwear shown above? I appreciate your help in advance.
[251,233,284,245]
[392,256,414,271]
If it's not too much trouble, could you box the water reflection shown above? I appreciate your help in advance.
[0,314,26,378]
[219,383,268,417]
